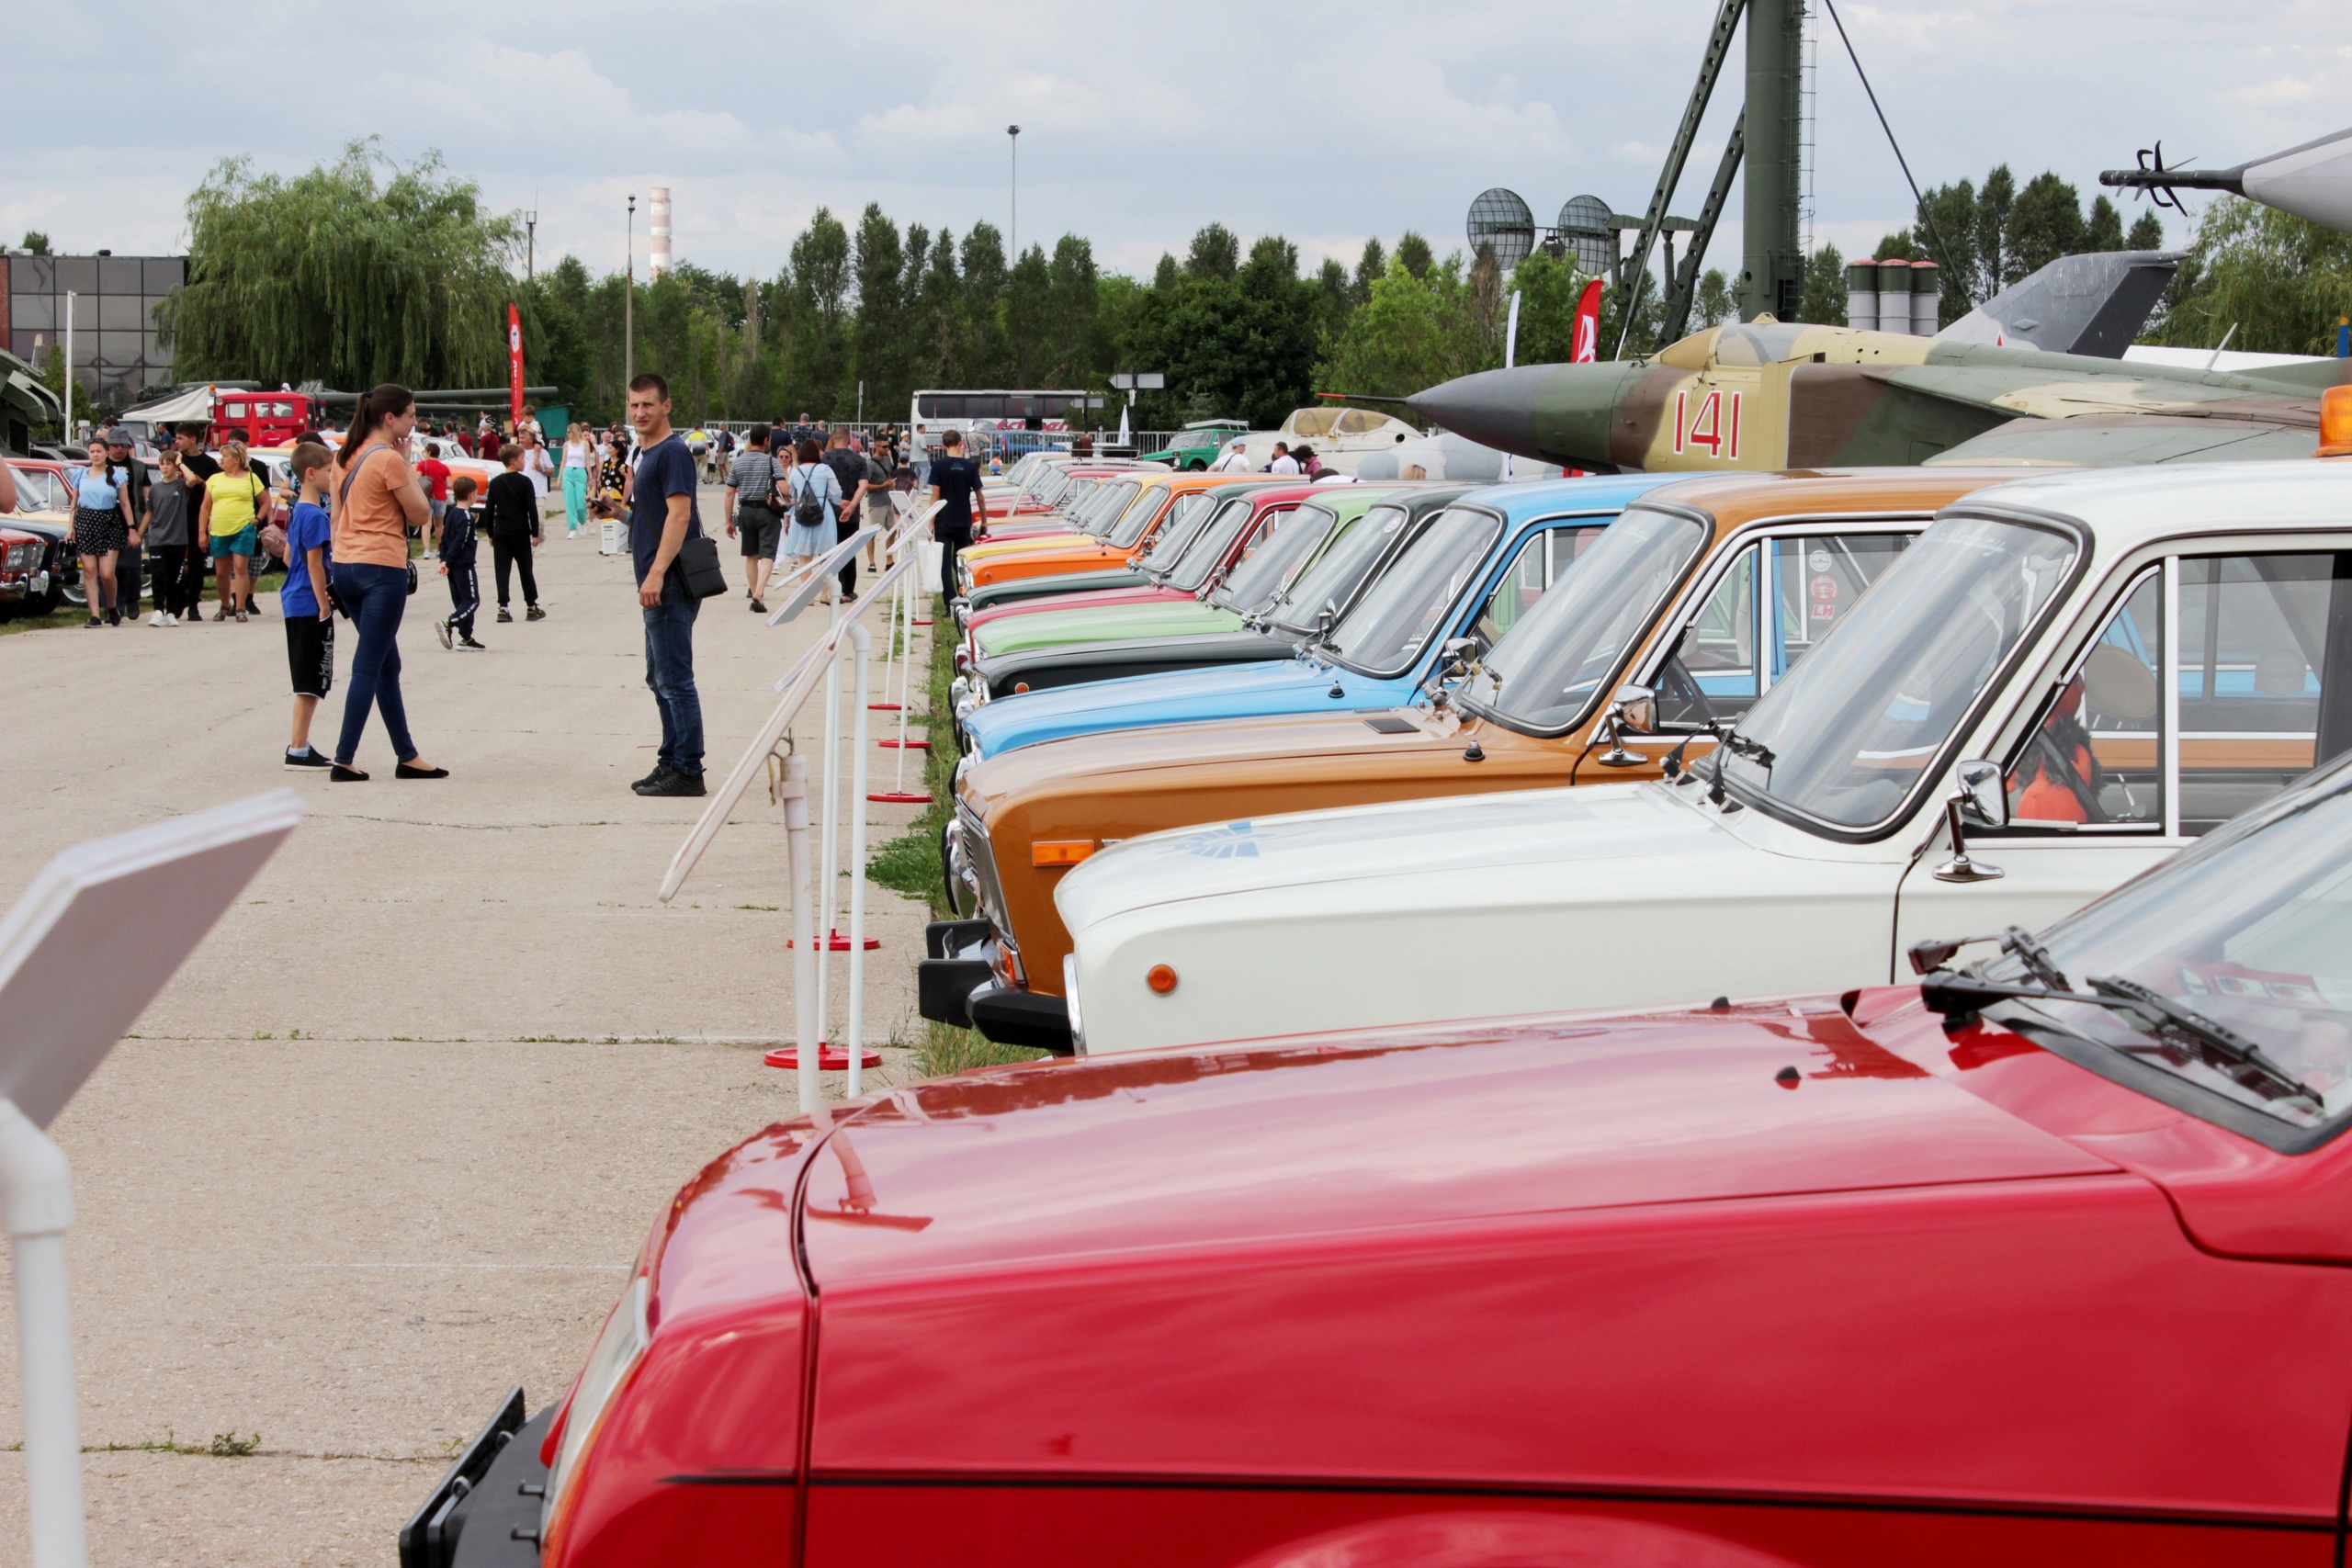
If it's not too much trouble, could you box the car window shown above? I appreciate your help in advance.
[1139,491,1218,570]
[2007,552,2352,838]
[1216,502,1337,613]
[1266,503,1413,636]
[1169,496,1276,592]
[1107,488,1175,548]
[1325,505,1503,677]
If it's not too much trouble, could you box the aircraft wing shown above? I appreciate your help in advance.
[1928,413,2324,468]
[1886,357,2329,423]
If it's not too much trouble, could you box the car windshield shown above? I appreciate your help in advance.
[1714,514,2077,829]
[1980,762,2352,1139]
[1266,502,1417,636]
[1323,505,1503,676]
[1080,481,1138,533]
[1167,494,1269,592]
[1139,491,1219,572]
[1105,487,1169,547]
[8,466,65,513]
[1213,502,1339,613]
[1462,507,1709,731]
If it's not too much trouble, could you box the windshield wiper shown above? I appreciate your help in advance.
[1918,967,2323,1113]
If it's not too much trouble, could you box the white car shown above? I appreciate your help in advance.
[1057,460,2352,1055]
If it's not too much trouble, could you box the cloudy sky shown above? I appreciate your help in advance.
[9,1,2348,284]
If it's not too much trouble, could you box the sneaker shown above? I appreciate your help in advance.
[148,610,165,626]
[496,608,514,623]
[749,598,766,614]
[84,615,102,628]
[283,746,331,771]
[526,605,546,621]
[434,616,453,650]
[631,762,672,790]
[455,636,487,651]
[634,769,707,797]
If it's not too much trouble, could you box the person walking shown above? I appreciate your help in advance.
[821,427,869,601]
[170,424,220,618]
[278,442,335,769]
[326,383,445,783]
[925,427,986,592]
[197,439,273,625]
[626,373,707,797]
[484,443,544,622]
[560,423,594,538]
[520,430,556,523]
[782,436,844,604]
[141,447,199,625]
[861,434,899,569]
[724,422,783,613]
[435,475,486,649]
[102,429,150,617]
[415,442,452,554]
[72,437,133,627]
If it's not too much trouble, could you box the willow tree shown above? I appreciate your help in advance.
[160,141,517,389]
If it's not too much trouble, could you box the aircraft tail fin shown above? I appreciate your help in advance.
[1936,250,2183,358]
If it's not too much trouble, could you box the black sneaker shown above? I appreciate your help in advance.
[749,598,766,614]
[434,616,453,650]
[455,636,487,651]
[497,608,514,623]
[284,746,332,771]
[526,605,546,621]
[635,769,706,797]
[631,762,672,790]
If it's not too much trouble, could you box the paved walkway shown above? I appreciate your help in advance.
[0,501,933,1564]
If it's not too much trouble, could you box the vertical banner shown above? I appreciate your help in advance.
[507,304,526,425]
[1571,279,1603,364]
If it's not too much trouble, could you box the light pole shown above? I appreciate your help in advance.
[626,194,637,390]
[1007,125,1021,260]
[525,209,538,281]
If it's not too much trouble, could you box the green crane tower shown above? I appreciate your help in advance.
[1740,0,1805,322]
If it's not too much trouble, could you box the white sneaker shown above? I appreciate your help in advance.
[147,611,164,626]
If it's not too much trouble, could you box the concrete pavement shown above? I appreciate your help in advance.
[0,498,933,1564]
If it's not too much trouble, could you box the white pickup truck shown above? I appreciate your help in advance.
[1057,461,2352,1055]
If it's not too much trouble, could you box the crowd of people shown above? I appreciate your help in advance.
[722,419,912,615]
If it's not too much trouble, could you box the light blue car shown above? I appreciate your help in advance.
[958,472,1683,759]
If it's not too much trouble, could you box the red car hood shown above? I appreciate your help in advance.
[797,999,2117,1288]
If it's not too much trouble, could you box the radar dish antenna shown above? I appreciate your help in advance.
[1467,188,1536,272]
[1557,195,1616,279]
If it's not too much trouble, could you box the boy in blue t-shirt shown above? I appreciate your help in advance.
[436,474,486,650]
[279,444,336,769]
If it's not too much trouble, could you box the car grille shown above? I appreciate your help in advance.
[956,799,1013,937]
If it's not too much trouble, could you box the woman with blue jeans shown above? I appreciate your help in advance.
[327,383,447,782]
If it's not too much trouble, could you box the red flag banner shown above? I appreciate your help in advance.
[1571,279,1602,364]
[507,304,525,424]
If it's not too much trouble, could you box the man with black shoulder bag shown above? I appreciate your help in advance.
[627,374,720,797]
[725,421,785,614]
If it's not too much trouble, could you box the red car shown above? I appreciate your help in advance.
[408,755,2352,1568]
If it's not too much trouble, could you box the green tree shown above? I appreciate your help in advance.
[1395,231,1434,280]
[160,141,516,389]
[2126,211,2167,251]
[2009,173,2086,277]
[1152,254,1180,292]
[1351,238,1386,307]
[1694,267,1736,330]
[959,222,1011,385]
[1004,244,1053,386]
[1976,164,2018,289]
[850,204,908,416]
[913,227,961,386]
[1796,243,1845,326]
[783,208,852,412]
[2086,195,2124,253]
[1186,223,1238,280]
[18,232,50,256]
[1500,249,1588,364]
[1316,254,1495,409]
[2155,197,2352,354]
[1046,235,1103,387]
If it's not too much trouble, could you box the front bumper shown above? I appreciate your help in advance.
[915,919,1076,1054]
[401,1388,553,1568]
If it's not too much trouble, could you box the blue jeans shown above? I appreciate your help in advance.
[332,562,419,766]
[643,568,704,776]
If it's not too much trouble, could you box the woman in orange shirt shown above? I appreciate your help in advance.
[327,384,447,782]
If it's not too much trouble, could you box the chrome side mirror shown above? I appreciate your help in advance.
[1594,684,1657,768]
[1932,760,2007,883]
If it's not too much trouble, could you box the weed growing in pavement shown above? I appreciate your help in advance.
[64,1429,265,1458]
[916,1020,1047,1077]
[734,903,781,911]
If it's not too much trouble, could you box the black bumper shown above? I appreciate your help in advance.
[401,1389,555,1568]
[918,919,996,1029]
[969,987,1074,1053]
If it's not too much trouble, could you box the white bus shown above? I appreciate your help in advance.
[910,389,1091,463]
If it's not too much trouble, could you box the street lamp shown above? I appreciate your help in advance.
[1008,125,1021,260]
[626,194,637,390]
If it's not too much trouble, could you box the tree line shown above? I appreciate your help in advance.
[153,144,2352,435]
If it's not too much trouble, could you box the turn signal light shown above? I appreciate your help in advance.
[1147,964,1179,995]
[1032,840,1098,867]
[2323,386,2352,457]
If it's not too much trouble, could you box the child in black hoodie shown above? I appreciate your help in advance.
[436,475,485,649]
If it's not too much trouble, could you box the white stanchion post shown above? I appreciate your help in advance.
[0,1099,85,1568]
[844,618,872,1099]
[814,593,842,1047]
[778,754,819,1113]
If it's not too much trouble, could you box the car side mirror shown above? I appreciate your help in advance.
[1932,760,2007,883]
[1592,684,1657,769]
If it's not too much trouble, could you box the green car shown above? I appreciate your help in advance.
[1139,418,1249,470]
[968,487,1399,660]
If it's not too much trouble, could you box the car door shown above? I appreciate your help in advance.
[1894,545,2352,967]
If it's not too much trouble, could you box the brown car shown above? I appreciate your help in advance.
[927,468,2028,1048]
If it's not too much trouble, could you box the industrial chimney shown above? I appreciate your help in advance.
[650,186,673,278]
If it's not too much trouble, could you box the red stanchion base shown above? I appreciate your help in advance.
[878,738,932,750]
[912,618,934,626]
[786,930,884,951]
[867,702,905,711]
[764,1045,884,1070]
[867,790,933,804]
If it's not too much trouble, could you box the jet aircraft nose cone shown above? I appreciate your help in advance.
[1408,361,1644,469]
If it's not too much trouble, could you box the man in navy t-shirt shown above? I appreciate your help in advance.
[925,428,988,593]
[627,373,707,796]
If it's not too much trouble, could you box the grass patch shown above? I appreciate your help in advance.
[915,1020,1048,1076]
[864,592,965,919]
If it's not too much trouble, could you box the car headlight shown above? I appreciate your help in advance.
[949,674,969,707]
[541,1273,650,1550]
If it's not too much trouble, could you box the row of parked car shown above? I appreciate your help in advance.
[412,433,2352,1567]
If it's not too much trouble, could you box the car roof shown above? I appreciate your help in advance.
[1947,458,2352,547]
[1452,470,1686,522]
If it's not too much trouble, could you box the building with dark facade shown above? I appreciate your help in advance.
[0,253,186,412]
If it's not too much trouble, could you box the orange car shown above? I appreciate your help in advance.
[956,471,1263,593]
[929,468,2023,1037]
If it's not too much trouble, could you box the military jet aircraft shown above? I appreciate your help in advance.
[1410,251,2352,473]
